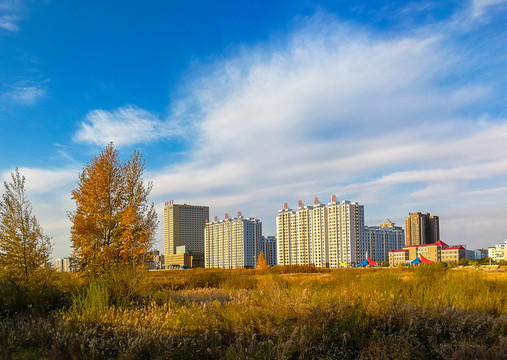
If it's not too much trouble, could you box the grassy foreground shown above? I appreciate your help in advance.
[1,265,506,359]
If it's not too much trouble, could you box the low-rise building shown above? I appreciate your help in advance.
[389,240,466,266]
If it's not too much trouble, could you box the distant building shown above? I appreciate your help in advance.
[405,212,440,246]
[465,248,489,261]
[276,196,364,267]
[163,201,209,268]
[205,212,262,269]
[389,240,465,266]
[488,240,506,262]
[53,258,72,272]
[474,249,488,260]
[364,219,405,263]
[146,250,165,270]
[260,236,277,267]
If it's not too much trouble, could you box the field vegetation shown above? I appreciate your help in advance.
[1,265,506,359]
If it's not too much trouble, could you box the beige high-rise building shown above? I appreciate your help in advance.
[276,196,364,267]
[328,198,364,266]
[405,212,439,246]
[164,201,209,268]
[204,212,262,269]
[276,203,294,266]
[311,198,328,267]
[294,200,312,265]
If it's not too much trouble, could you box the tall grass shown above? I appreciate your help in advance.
[1,266,506,359]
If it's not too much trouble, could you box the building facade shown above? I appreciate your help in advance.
[260,236,277,267]
[53,258,72,272]
[164,201,209,268]
[364,219,405,263]
[405,212,440,246]
[488,240,506,262]
[389,240,466,266]
[276,196,364,267]
[204,213,262,269]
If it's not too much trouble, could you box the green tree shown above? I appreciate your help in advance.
[0,168,52,284]
[69,143,158,277]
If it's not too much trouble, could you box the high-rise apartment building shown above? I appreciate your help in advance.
[276,203,293,266]
[204,212,262,269]
[276,196,364,267]
[53,258,72,272]
[164,201,209,268]
[405,212,439,246]
[364,219,405,262]
[260,236,277,267]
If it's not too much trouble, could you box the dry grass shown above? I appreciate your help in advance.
[1,266,506,359]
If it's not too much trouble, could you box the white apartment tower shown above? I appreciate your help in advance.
[364,219,405,262]
[205,212,262,269]
[276,203,294,266]
[276,195,364,267]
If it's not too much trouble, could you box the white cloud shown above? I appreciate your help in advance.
[74,106,185,146]
[471,0,507,18]
[147,15,507,249]
[1,167,79,258]
[2,85,46,105]
[0,0,22,32]
[1,167,77,195]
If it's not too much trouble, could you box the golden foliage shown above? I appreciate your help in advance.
[0,168,52,284]
[256,251,268,270]
[69,143,157,276]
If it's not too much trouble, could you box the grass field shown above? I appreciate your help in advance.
[1,265,506,359]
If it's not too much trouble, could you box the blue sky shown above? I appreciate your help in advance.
[1,0,507,258]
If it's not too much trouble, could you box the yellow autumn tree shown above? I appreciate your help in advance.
[256,251,268,270]
[0,168,52,284]
[69,143,157,277]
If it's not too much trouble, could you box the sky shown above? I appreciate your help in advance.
[1,0,507,258]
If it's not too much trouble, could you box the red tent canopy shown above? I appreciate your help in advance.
[367,255,378,266]
[420,254,434,263]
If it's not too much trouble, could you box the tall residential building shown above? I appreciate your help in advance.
[260,236,277,267]
[294,200,312,265]
[405,212,439,246]
[364,219,405,262]
[204,212,262,269]
[53,258,72,272]
[276,203,294,266]
[164,201,209,268]
[276,196,364,267]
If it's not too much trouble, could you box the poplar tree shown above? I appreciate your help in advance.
[69,143,157,276]
[256,251,268,270]
[0,168,52,284]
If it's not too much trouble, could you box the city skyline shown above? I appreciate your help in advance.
[2,1,507,258]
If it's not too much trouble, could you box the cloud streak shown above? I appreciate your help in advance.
[2,84,46,105]
[74,106,185,146]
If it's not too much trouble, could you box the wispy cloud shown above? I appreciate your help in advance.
[2,84,46,105]
[74,106,185,146]
[0,0,23,32]
[146,11,507,248]
[471,0,507,18]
